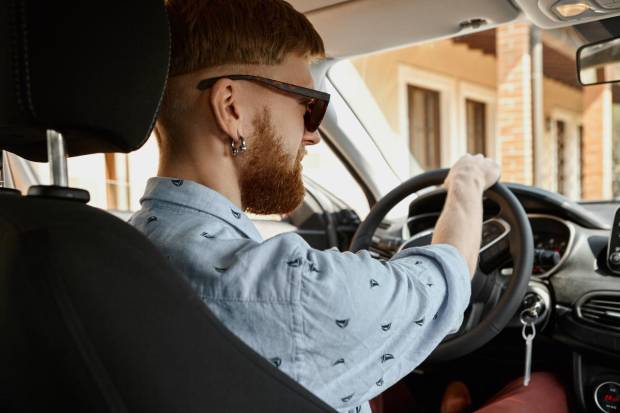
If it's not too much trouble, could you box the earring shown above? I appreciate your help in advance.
[231,136,247,157]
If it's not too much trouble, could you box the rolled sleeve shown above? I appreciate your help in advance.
[298,243,471,410]
[391,243,471,332]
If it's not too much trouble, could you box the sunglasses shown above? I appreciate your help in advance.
[196,74,330,132]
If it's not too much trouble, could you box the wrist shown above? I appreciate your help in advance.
[447,173,485,197]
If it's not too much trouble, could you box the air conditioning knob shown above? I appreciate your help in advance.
[595,381,620,413]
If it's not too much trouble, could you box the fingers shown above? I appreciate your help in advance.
[446,153,501,192]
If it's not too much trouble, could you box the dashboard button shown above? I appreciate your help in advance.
[595,381,620,413]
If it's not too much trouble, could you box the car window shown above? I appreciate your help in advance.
[34,131,369,218]
[27,135,160,212]
[302,138,370,218]
[330,26,620,202]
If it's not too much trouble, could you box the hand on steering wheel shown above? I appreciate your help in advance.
[349,168,533,361]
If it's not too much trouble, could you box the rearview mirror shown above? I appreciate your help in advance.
[577,37,620,86]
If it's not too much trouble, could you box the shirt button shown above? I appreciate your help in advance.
[231,209,241,219]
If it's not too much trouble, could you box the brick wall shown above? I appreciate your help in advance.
[582,84,613,200]
[496,23,533,185]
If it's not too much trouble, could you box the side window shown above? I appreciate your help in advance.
[43,133,368,219]
[104,153,130,211]
[302,139,370,219]
[36,134,161,213]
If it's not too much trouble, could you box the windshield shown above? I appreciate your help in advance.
[329,24,620,202]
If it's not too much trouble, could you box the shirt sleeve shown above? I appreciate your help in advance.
[167,225,470,412]
[296,240,471,410]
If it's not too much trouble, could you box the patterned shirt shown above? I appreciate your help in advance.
[129,177,471,413]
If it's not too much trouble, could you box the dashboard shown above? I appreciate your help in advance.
[404,212,574,278]
[530,216,572,276]
[362,183,620,412]
[377,184,620,413]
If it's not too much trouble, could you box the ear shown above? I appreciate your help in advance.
[209,78,243,143]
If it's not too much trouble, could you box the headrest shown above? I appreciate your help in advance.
[0,0,170,162]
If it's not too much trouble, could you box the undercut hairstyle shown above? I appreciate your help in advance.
[155,0,325,150]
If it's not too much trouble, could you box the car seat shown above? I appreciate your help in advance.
[0,1,334,412]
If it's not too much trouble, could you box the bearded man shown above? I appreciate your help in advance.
[129,1,568,412]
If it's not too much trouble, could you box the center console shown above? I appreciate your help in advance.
[573,353,620,412]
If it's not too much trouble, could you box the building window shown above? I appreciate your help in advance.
[105,153,131,211]
[466,99,487,155]
[556,120,566,195]
[408,85,441,169]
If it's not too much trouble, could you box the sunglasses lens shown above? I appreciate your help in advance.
[304,99,328,132]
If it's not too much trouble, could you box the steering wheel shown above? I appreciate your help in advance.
[349,169,533,361]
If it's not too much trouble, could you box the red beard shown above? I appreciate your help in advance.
[238,108,306,215]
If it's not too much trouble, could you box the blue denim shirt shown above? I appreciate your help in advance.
[129,177,471,413]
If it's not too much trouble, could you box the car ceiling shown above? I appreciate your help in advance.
[289,0,620,59]
[287,0,351,13]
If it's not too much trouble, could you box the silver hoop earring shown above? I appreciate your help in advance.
[231,136,247,157]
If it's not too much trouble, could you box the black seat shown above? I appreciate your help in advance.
[0,1,334,412]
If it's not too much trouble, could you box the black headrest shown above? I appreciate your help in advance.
[0,0,170,162]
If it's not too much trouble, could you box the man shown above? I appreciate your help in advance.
[130,1,567,412]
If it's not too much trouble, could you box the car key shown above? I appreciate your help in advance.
[520,309,537,386]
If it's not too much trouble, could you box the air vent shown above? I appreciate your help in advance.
[594,0,620,10]
[576,292,620,332]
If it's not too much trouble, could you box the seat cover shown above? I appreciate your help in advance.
[0,194,334,412]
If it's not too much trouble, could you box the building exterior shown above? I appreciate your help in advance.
[347,22,620,201]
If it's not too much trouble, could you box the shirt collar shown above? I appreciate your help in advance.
[140,177,263,242]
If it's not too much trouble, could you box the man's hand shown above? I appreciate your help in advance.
[432,154,501,277]
[443,154,500,195]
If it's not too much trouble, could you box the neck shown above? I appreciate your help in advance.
[157,137,243,209]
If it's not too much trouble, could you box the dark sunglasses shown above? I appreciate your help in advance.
[196,74,330,132]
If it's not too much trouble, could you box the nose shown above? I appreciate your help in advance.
[303,130,321,146]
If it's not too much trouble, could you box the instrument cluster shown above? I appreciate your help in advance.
[406,213,573,276]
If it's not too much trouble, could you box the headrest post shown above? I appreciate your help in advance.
[27,130,89,201]
[47,130,68,187]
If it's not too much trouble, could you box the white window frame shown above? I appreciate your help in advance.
[398,65,458,172]
[398,65,498,174]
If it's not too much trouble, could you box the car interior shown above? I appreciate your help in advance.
[2,1,620,413]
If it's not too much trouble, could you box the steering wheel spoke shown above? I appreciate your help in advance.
[448,273,507,340]
[447,302,485,338]
[478,218,511,272]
